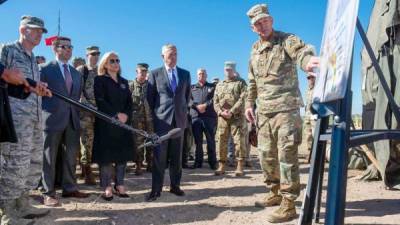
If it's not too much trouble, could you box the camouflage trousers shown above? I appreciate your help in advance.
[257,109,302,200]
[80,115,94,165]
[216,117,245,162]
[228,119,250,160]
[0,116,43,200]
[133,119,152,164]
[302,115,316,152]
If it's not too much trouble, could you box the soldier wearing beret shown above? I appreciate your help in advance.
[245,4,319,223]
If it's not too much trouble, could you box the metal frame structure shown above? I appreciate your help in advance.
[298,18,400,225]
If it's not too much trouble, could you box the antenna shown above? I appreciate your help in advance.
[57,9,61,36]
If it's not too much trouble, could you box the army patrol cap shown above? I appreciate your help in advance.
[72,57,86,65]
[86,46,100,54]
[247,4,271,25]
[136,63,149,71]
[224,61,236,70]
[20,15,48,33]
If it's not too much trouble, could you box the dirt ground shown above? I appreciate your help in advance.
[30,147,400,225]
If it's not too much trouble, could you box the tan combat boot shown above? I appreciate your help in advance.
[16,192,49,219]
[214,162,225,176]
[1,200,35,225]
[266,197,296,223]
[234,159,244,176]
[255,184,282,208]
[84,165,96,185]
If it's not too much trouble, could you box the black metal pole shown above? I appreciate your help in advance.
[298,116,329,225]
[314,142,326,223]
[27,78,152,139]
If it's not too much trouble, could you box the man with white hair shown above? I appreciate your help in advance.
[189,68,217,170]
[146,44,191,201]
[0,15,52,224]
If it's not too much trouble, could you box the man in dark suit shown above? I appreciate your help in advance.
[40,36,89,206]
[146,44,191,201]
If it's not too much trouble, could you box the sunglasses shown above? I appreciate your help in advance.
[57,45,73,50]
[109,59,120,64]
[89,52,100,56]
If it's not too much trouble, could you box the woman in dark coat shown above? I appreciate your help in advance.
[93,52,134,200]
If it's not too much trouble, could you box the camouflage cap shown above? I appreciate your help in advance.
[136,63,149,71]
[212,77,220,83]
[86,46,100,54]
[246,4,271,24]
[20,15,47,33]
[72,57,86,66]
[224,61,236,70]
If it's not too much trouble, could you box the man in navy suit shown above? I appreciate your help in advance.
[40,36,89,206]
[146,44,191,201]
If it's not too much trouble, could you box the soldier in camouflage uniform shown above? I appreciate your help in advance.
[214,61,247,177]
[129,63,154,175]
[245,4,319,223]
[302,74,316,161]
[0,16,52,225]
[76,46,100,185]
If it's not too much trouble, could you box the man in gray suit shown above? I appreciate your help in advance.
[146,44,191,201]
[40,36,89,206]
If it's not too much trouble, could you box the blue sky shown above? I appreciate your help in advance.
[0,0,374,114]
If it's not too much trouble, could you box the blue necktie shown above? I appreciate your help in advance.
[170,69,177,93]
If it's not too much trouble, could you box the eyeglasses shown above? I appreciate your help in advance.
[57,45,73,50]
[89,52,100,56]
[109,59,120,64]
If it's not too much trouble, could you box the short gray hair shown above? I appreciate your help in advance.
[161,44,177,55]
[197,68,207,74]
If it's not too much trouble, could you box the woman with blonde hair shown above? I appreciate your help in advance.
[93,52,134,200]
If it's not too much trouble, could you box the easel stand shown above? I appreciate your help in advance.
[298,18,400,225]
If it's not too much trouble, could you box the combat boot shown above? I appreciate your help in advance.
[84,165,96,185]
[244,159,252,168]
[266,197,296,223]
[214,162,225,176]
[255,184,282,208]
[16,192,49,219]
[234,159,244,176]
[0,200,35,225]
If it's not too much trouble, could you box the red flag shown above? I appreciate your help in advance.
[45,36,58,46]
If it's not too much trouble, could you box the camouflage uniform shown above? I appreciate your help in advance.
[77,65,97,166]
[247,31,314,200]
[214,77,247,162]
[302,85,315,153]
[129,79,154,167]
[0,41,43,201]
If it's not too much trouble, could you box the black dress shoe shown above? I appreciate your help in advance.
[113,186,130,198]
[170,187,185,196]
[182,164,189,169]
[145,191,161,202]
[209,163,217,170]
